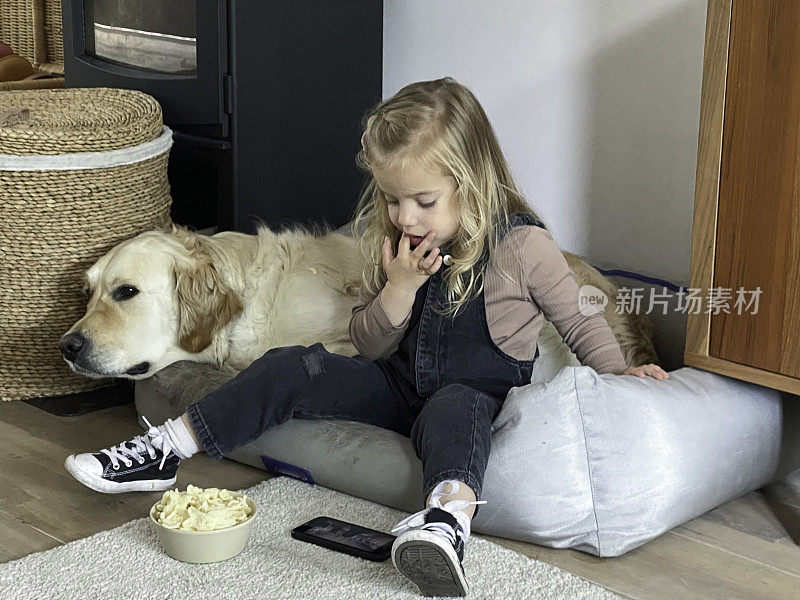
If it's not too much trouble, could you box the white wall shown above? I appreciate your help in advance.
[384,0,707,285]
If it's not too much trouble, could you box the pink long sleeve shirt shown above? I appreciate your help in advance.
[349,225,627,375]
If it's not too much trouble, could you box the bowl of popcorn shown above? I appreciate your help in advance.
[149,484,257,563]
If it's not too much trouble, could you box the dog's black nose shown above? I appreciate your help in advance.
[59,332,86,361]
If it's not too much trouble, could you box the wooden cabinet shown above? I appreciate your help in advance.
[685,0,800,395]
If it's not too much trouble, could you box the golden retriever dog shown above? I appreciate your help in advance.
[59,223,657,380]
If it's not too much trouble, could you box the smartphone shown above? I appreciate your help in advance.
[291,516,396,562]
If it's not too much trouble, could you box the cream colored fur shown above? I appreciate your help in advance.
[63,224,656,381]
[563,252,658,367]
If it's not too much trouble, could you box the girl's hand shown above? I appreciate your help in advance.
[621,364,669,380]
[382,230,443,295]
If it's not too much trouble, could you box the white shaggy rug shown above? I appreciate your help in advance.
[1,477,624,600]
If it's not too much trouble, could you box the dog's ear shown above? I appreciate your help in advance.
[173,256,244,353]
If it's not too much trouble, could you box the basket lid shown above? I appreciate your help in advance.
[0,88,163,155]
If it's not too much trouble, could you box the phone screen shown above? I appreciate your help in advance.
[303,518,395,552]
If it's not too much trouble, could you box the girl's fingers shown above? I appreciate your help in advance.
[411,231,437,257]
[646,364,669,380]
[399,232,411,255]
[623,364,668,380]
[421,247,441,269]
[381,236,393,269]
[424,256,443,275]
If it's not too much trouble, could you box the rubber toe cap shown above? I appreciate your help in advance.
[65,453,104,477]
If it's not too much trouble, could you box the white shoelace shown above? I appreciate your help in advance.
[391,480,486,547]
[100,416,176,471]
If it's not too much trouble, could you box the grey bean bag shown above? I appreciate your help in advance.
[135,359,798,557]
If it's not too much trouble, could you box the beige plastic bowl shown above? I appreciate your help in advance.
[149,493,258,563]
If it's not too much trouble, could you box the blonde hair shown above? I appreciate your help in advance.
[352,77,548,319]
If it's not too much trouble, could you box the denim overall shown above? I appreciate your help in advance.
[186,212,545,506]
[384,212,543,401]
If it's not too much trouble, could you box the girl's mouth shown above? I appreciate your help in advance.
[405,231,429,243]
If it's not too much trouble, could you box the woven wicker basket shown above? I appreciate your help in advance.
[0,75,64,92]
[0,0,63,74]
[0,88,173,402]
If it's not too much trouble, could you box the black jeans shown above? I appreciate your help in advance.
[185,342,503,504]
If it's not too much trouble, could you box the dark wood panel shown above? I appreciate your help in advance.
[711,0,800,378]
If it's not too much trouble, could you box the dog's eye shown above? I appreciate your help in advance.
[112,285,139,301]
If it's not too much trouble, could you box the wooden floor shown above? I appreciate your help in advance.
[2,399,799,600]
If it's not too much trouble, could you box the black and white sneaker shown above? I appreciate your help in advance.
[391,481,485,597]
[64,417,181,494]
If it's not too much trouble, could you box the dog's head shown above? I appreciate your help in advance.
[59,225,243,380]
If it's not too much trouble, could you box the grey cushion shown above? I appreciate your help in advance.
[135,361,797,556]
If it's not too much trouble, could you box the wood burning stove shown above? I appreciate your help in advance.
[62,0,382,234]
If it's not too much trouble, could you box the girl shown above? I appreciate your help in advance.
[66,77,668,597]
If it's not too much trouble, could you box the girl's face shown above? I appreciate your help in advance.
[371,159,460,250]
